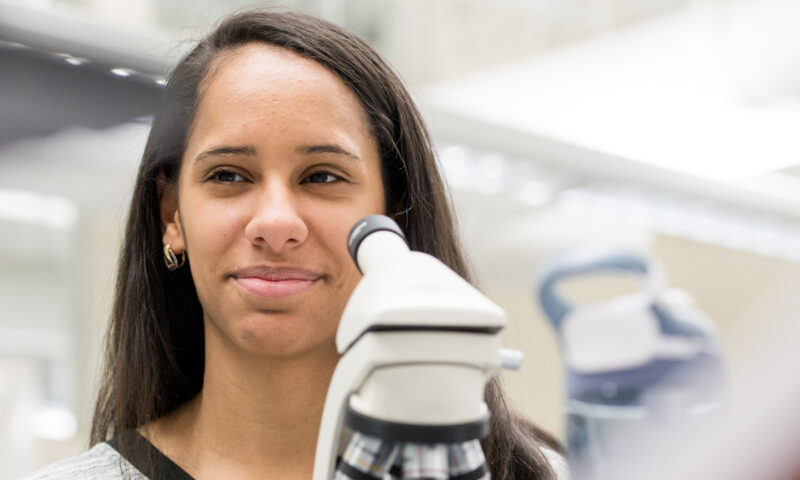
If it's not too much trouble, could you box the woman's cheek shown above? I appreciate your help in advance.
[182,203,234,277]
[204,201,248,242]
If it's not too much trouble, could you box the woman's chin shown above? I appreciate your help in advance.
[202,307,340,360]
[234,323,336,360]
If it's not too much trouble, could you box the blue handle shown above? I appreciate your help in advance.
[537,248,650,330]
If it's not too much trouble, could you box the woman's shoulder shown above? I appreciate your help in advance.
[21,442,147,480]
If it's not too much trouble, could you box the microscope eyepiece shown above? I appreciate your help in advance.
[347,215,408,272]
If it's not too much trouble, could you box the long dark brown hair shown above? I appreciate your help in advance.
[92,9,561,479]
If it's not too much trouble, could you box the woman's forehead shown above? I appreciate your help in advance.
[183,42,378,168]
[199,43,347,104]
[193,43,368,129]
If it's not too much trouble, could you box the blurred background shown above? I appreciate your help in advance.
[1,0,799,477]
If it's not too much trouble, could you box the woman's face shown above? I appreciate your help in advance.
[161,43,385,359]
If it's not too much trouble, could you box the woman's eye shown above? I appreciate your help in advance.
[306,171,340,184]
[210,170,245,183]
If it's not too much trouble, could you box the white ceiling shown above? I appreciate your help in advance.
[423,1,800,185]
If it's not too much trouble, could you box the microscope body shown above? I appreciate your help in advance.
[312,218,509,480]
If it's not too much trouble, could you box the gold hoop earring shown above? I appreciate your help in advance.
[163,244,186,271]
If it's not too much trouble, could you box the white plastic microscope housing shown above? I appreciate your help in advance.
[312,218,511,480]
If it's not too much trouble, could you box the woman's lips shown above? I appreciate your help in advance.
[232,266,322,298]
[235,277,318,297]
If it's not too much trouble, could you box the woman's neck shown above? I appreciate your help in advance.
[145,328,340,480]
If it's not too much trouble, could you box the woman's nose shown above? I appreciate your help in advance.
[244,183,309,253]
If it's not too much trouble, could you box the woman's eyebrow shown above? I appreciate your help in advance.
[194,145,257,163]
[296,144,360,161]
[194,144,361,163]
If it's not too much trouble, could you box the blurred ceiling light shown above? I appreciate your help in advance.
[56,52,88,66]
[0,39,26,49]
[440,144,469,172]
[478,154,506,180]
[474,154,508,196]
[0,189,78,230]
[514,180,554,207]
[440,144,545,198]
[555,188,590,215]
[110,67,133,77]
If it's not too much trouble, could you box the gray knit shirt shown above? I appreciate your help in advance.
[22,443,146,480]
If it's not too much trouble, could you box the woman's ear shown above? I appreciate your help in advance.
[158,175,186,254]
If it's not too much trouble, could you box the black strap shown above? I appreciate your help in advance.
[107,430,195,480]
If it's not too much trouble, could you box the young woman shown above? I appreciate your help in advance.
[27,9,565,480]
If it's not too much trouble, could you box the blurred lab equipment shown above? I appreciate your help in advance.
[313,215,521,480]
[537,248,727,480]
